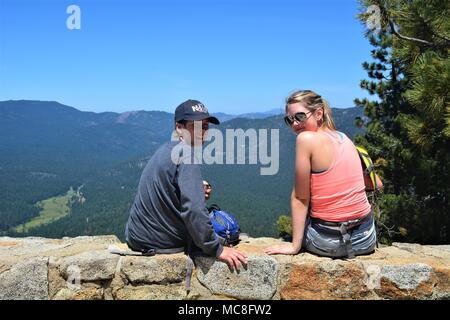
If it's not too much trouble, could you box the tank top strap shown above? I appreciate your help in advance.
[316,130,345,145]
[310,130,343,175]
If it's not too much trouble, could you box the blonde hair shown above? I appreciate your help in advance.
[285,90,336,131]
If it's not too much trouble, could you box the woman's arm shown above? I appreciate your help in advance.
[375,174,383,191]
[265,132,314,255]
[363,171,384,191]
[290,189,309,252]
[290,132,313,251]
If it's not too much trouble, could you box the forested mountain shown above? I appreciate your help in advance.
[0,100,173,230]
[1,100,363,239]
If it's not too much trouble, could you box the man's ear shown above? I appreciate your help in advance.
[175,122,184,136]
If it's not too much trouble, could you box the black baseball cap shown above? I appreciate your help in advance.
[174,99,220,125]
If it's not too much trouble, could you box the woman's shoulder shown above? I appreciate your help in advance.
[295,131,329,156]
[296,130,336,145]
[296,130,319,141]
[296,131,318,147]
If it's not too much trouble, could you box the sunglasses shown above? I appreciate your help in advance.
[284,111,312,126]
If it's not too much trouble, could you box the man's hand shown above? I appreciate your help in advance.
[217,247,248,272]
[264,243,300,255]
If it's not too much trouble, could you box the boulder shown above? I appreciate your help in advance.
[0,257,49,300]
[121,253,187,285]
[196,255,278,300]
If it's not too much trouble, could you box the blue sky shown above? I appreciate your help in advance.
[0,0,373,114]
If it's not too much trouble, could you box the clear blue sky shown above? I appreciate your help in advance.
[0,0,373,114]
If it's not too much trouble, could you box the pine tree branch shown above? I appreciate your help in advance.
[388,20,434,46]
[373,0,450,49]
[414,8,450,44]
[433,33,450,44]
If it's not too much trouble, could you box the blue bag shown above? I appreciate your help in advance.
[208,204,241,246]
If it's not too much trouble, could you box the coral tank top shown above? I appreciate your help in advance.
[310,130,371,222]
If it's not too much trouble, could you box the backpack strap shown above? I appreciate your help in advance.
[339,223,355,259]
[356,146,383,248]
[356,146,378,191]
[185,255,194,295]
[208,204,221,212]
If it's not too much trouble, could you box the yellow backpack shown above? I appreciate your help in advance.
[356,146,379,192]
[356,146,383,246]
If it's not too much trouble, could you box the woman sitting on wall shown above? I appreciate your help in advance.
[265,90,382,259]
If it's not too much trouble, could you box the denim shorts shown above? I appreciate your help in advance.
[302,214,377,258]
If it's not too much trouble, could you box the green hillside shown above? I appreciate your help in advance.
[14,187,82,233]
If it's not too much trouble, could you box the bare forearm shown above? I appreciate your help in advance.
[291,196,309,252]
[375,174,383,190]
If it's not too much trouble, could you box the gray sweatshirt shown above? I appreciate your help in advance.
[125,140,223,257]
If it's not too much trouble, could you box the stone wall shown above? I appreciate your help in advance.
[0,235,449,300]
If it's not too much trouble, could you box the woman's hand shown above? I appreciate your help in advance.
[264,243,300,255]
